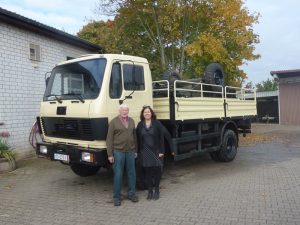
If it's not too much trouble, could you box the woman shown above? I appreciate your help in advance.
[137,106,164,200]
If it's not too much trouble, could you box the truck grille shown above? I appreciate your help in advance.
[41,117,108,141]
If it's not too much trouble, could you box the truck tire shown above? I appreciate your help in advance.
[203,63,225,86]
[162,69,181,86]
[218,129,237,162]
[70,163,100,177]
[209,151,221,162]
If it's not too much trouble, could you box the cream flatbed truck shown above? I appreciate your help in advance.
[36,54,257,177]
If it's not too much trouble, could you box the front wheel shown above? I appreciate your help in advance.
[70,163,100,177]
[218,129,238,162]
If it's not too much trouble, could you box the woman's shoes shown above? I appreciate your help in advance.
[147,190,153,200]
[153,191,160,200]
[147,188,160,200]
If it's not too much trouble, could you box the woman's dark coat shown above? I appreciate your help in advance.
[136,120,165,167]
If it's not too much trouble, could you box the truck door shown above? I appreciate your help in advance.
[107,62,151,124]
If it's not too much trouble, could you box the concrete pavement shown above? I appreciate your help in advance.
[1,124,300,225]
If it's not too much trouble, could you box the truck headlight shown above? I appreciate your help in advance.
[81,152,94,163]
[39,145,48,154]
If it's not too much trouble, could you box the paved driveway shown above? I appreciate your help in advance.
[1,124,300,225]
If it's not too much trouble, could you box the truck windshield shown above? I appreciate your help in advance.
[44,59,106,101]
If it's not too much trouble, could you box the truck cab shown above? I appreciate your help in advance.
[37,54,153,176]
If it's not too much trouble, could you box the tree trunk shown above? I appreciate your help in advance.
[151,1,166,70]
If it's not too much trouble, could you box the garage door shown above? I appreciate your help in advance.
[280,82,300,125]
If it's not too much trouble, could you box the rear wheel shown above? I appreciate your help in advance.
[209,151,221,162]
[70,163,100,177]
[218,129,238,162]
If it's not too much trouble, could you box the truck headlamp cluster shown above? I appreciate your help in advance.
[81,152,94,163]
[39,145,48,154]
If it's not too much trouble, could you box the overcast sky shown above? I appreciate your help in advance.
[1,0,300,84]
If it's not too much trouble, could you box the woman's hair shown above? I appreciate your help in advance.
[140,106,157,121]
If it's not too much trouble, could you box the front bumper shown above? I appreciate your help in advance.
[36,142,108,166]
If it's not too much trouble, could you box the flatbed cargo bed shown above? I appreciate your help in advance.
[153,80,256,121]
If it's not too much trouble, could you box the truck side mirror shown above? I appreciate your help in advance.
[44,71,51,87]
[45,77,50,87]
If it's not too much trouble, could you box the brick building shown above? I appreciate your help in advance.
[0,7,101,158]
[271,69,300,125]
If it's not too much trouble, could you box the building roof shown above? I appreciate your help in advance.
[256,90,278,98]
[245,90,278,99]
[270,69,300,79]
[0,7,102,52]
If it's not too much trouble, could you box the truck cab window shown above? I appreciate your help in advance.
[44,59,106,101]
[109,63,122,99]
[123,64,145,91]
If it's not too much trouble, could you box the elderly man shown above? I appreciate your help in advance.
[106,104,138,206]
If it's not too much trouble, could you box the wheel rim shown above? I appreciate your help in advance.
[226,137,235,153]
[214,70,223,85]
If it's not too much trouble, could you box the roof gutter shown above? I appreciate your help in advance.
[0,7,102,52]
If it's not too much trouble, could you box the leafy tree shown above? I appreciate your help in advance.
[78,20,119,53]
[185,0,260,86]
[255,79,278,92]
[79,0,260,83]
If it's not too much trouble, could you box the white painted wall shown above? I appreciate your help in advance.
[0,22,96,158]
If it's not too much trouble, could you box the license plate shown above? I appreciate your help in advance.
[54,153,69,162]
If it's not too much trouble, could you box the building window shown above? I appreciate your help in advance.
[29,43,41,61]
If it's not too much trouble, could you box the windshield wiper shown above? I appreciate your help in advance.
[64,93,85,103]
[45,94,62,103]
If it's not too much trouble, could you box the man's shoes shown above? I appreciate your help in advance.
[153,191,160,200]
[147,191,153,200]
[114,199,121,206]
[128,195,139,202]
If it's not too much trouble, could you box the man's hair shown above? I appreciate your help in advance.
[119,103,129,109]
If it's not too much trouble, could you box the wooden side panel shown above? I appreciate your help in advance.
[153,98,170,120]
[225,99,257,117]
[175,97,224,120]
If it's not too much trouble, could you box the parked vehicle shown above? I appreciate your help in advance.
[36,54,256,176]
